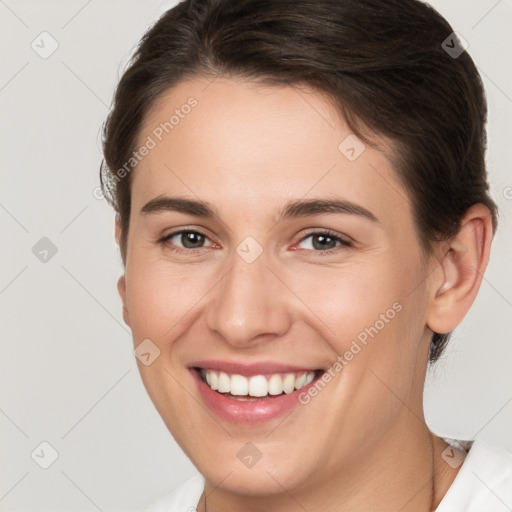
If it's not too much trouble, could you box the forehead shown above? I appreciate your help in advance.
[131,76,410,226]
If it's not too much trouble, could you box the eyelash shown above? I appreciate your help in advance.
[294,229,353,256]
[157,228,353,257]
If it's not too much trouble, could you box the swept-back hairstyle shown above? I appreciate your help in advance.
[100,0,498,362]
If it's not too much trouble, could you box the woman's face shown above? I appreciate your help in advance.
[118,77,435,494]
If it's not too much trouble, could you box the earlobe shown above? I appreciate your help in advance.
[427,204,493,334]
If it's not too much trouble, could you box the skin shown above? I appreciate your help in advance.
[116,76,493,511]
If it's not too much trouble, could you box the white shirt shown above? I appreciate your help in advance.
[143,438,512,511]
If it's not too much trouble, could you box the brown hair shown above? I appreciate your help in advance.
[100,0,498,363]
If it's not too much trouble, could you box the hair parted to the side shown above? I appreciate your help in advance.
[100,0,498,363]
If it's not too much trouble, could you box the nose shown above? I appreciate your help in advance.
[204,249,293,348]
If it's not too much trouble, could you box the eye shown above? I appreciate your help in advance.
[295,230,352,255]
[157,228,352,256]
[158,229,215,252]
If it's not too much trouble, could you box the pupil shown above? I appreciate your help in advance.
[183,232,204,248]
[313,234,335,250]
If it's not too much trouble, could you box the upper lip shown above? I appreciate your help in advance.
[191,360,322,376]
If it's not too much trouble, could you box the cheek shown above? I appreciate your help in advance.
[124,258,213,343]
[288,262,404,343]
[289,256,427,387]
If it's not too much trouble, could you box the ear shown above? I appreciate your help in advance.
[115,215,131,327]
[117,275,131,327]
[115,214,122,245]
[426,203,494,334]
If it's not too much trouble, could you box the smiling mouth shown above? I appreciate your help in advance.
[195,368,324,401]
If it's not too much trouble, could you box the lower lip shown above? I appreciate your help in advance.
[191,369,321,424]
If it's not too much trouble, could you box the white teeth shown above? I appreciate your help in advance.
[201,369,317,397]
[230,374,249,395]
[249,375,268,397]
[294,373,306,389]
[282,373,295,394]
[209,371,218,391]
[304,372,315,386]
[268,374,283,395]
[217,372,231,393]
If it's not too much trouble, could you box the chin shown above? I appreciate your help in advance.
[202,460,305,496]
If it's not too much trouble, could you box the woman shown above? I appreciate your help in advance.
[99,0,512,510]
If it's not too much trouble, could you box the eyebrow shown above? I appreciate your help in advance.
[140,196,378,223]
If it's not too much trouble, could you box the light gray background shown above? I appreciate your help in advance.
[0,1,511,510]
